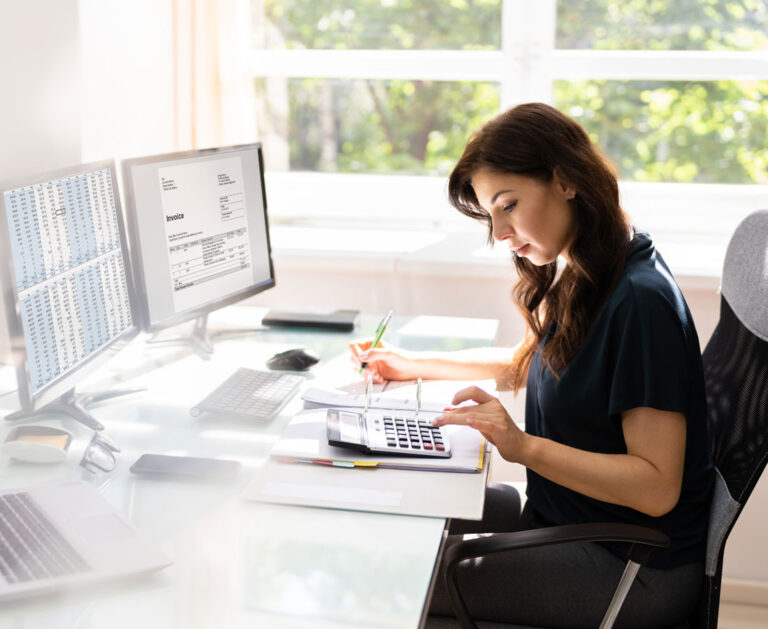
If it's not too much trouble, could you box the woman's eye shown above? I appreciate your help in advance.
[503,201,518,212]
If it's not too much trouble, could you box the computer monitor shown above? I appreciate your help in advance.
[0,160,139,430]
[121,143,275,354]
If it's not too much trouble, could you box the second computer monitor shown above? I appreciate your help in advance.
[122,144,275,339]
[0,160,138,429]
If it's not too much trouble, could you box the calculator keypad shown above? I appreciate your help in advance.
[369,414,450,457]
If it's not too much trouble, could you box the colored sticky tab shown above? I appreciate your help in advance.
[331,460,355,468]
[353,461,379,467]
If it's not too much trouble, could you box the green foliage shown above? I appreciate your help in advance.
[557,0,768,50]
[259,0,501,49]
[286,79,499,175]
[257,0,768,184]
[553,0,768,184]
[555,80,768,184]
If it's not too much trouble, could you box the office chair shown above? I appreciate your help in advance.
[428,210,768,629]
[690,209,768,628]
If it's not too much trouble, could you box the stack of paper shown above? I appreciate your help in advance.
[244,380,493,518]
[270,407,486,473]
[301,385,446,413]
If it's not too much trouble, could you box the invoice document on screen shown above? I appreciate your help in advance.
[158,157,256,312]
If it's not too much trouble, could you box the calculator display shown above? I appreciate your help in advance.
[337,411,366,443]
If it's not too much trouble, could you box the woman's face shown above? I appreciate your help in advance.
[471,169,576,266]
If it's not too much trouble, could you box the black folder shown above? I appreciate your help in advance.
[261,309,359,332]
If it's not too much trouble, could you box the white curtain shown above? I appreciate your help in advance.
[172,0,257,150]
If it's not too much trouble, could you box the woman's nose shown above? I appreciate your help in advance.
[491,216,512,242]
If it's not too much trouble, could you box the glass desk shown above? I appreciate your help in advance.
[0,307,498,629]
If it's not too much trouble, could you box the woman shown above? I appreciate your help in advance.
[350,103,713,627]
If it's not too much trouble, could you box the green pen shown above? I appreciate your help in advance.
[359,310,393,374]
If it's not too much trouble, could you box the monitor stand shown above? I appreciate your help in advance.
[5,386,145,431]
[145,313,266,359]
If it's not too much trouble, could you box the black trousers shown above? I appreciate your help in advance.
[428,483,703,628]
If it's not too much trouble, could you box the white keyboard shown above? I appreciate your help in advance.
[190,368,304,422]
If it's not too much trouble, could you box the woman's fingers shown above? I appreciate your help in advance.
[348,342,367,368]
[432,408,478,426]
[349,338,388,352]
[349,341,390,376]
[451,385,496,406]
[360,364,386,384]
[349,343,363,366]
[431,409,474,427]
[357,350,384,371]
[432,402,500,426]
[429,394,522,464]
[433,410,503,440]
[349,339,374,352]
[348,339,380,363]
[461,417,500,442]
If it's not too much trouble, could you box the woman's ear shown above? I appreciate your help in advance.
[552,167,576,200]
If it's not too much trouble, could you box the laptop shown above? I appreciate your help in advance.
[0,481,171,600]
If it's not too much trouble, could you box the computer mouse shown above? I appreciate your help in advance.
[266,347,320,371]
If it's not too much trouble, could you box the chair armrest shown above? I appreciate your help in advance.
[443,523,670,629]
[444,522,669,566]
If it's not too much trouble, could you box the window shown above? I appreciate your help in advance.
[249,0,767,228]
[250,0,503,178]
[554,1,768,185]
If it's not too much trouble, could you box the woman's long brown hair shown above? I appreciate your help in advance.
[448,103,631,392]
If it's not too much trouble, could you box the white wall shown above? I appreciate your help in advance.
[0,0,176,174]
[0,0,81,180]
[79,0,176,163]
[0,0,82,362]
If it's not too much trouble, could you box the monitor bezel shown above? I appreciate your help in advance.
[121,143,276,333]
[0,159,140,411]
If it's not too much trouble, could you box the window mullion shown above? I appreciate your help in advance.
[501,0,556,107]
[551,49,768,81]
[248,49,503,81]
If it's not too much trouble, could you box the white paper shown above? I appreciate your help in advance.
[271,408,486,473]
[301,386,445,413]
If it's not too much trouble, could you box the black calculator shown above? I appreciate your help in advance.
[326,408,452,458]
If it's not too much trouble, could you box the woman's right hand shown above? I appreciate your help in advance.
[348,339,422,383]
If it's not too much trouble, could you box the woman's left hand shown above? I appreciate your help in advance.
[431,386,526,463]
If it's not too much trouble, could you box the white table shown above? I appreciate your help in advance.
[0,308,498,628]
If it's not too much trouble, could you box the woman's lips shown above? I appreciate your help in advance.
[513,244,530,256]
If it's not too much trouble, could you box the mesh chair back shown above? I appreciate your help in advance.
[704,298,768,501]
[708,210,768,500]
[697,210,768,628]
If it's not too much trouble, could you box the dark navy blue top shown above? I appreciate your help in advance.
[525,232,714,569]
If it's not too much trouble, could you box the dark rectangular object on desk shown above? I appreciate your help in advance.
[262,309,359,332]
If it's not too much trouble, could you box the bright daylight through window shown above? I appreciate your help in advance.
[249,0,767,229]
